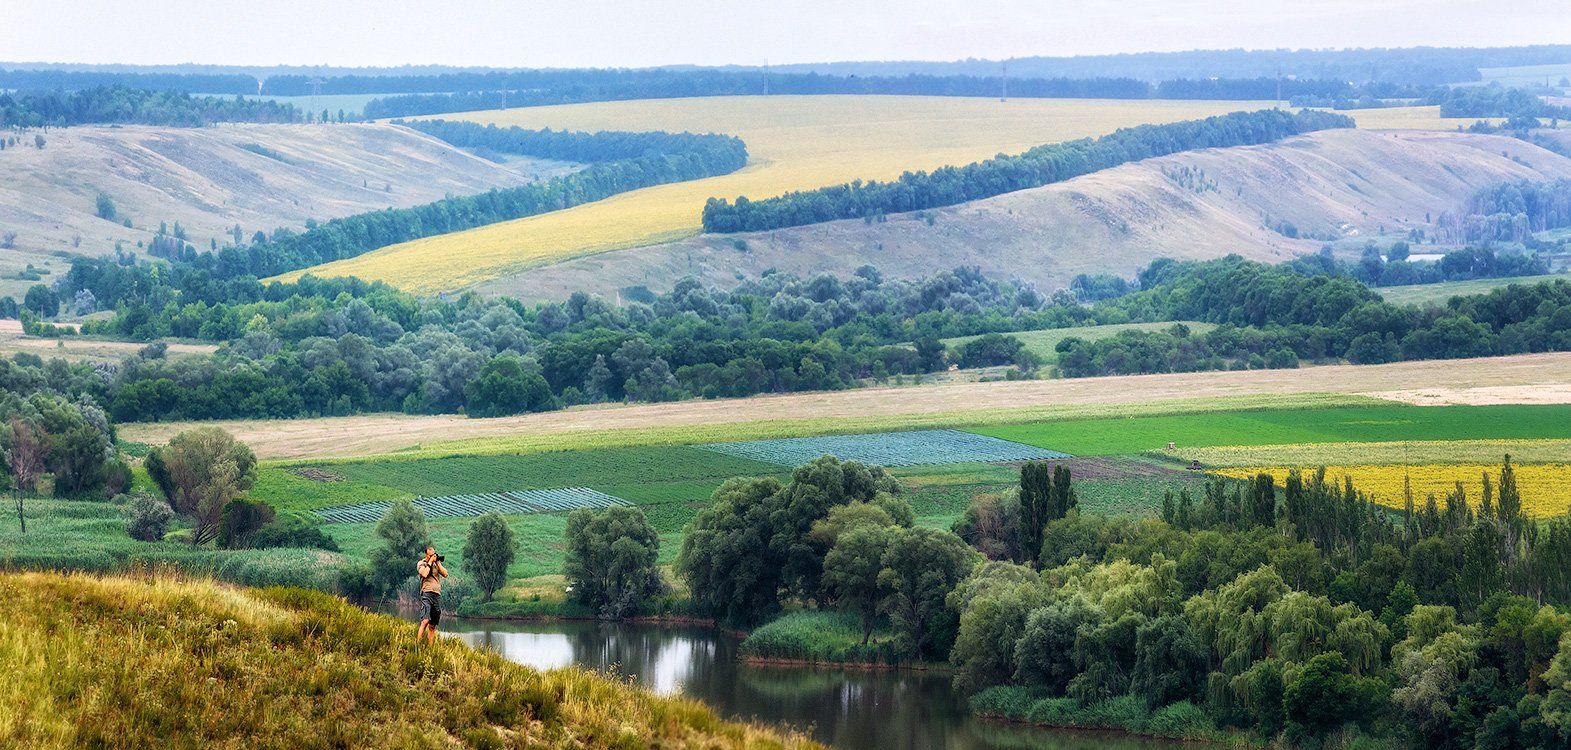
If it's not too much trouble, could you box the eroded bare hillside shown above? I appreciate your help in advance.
[477,129,1571,301]
[0,123,566,261]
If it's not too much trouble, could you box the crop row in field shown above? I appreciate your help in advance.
[1216,464,1571,518]
[969,404,1571,457]
[700,429,1069,467]
[314,487,629,524]
[1172,439,1571,468]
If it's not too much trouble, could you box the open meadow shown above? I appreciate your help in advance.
[279,96,1273,291]
[1377,273,1569,307]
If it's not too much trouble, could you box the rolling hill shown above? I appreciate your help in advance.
[0,122,565,282]
[289,95,1276,291]
[477,128,1571,301]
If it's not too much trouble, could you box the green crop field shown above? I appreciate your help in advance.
[256,446,781,512]
[327,512,573,581]
[1378,275,1567,307]
[968,404,1571,456]
[941,321,1217,365]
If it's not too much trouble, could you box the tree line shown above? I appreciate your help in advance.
[0,85,301,128]
[667,448,1571,746]
[20,259,1086,423]
[1427,83,1571,120]
[774,45,1571,86]
[1052,255,1571,377]
[699,109,1354,233]
[182,122,746,278]
[9,250,1570,420]
[1288,243,1549,288]
[1436,178,1571,245]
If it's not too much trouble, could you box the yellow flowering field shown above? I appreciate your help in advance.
[1216,463,1571,518]
[1180,440,1571,468]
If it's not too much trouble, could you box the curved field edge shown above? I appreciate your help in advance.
[294,96,1281,291]
[0,570,820,749]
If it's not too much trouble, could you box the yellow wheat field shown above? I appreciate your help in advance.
[278,96,1280,291]
[277,100,1488,293]
[1217,464,1571,518]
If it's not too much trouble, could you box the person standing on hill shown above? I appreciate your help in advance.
[415,545,448,644]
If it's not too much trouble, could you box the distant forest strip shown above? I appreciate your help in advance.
[360,76,1412,119]
[8,45,1568,94]
[0,64,1366,106]
[199,121,746,278]
[1426,84,1571,120]
[0,85,300,127]
[701,108,1354,233]
[768,44,1571,86]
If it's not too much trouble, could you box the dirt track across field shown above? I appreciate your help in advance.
[117,352,1571,461]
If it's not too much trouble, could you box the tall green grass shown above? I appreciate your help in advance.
[970,686,1218,741]
[739,610,902,665]
[0,498,348,592]
[0,570,820,748]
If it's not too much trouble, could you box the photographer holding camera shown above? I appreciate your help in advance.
[415,545,448,645]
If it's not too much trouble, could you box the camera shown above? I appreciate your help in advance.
[433,553,444,563]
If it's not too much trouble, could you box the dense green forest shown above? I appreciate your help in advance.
[1054,256,1571,377]
[700,109,1353,233]
[667,452,1571,746]
[0,85,301,127]
[174,122,746,277]
[3,250,1568,426]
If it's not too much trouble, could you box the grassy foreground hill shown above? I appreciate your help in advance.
[0,570,817,749]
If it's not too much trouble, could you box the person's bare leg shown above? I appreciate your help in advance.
[417,619,429,643]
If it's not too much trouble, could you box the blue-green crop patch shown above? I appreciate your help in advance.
[698,429,1069,467]
[314,487,629,524]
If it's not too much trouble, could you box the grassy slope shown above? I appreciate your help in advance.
[0,123,553,265]
[0,498,349,591]
[0,571,817,749]
[940,321,1217,365]
[288,96,1268,292]
[1378,274,1569,307]
[481,127,1561,304]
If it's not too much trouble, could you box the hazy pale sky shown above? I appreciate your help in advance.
[5,0,1570,68]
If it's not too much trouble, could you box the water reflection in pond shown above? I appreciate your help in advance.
[418,616,1178,750]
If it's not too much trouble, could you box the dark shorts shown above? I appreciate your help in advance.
[421,591,441,626]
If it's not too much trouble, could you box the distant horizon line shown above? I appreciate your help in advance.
[4,41,1571,75]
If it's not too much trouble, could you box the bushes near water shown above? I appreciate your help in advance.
[970,686,1218,740]
[739,610,904,665]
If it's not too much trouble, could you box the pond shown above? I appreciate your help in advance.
[412,614,1179,750]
